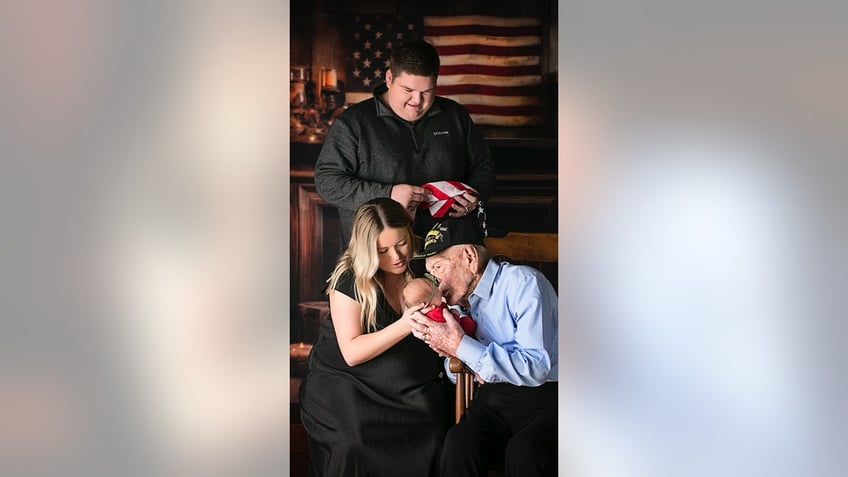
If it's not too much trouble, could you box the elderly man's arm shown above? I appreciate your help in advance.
[457,274,557,386]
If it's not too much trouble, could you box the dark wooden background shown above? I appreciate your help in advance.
[290,3,557,475]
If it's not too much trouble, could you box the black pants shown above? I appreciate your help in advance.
[439,382,558,477]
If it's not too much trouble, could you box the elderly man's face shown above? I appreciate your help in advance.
[425,245,477,306]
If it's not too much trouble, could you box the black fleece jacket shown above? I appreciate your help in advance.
[314,83,495,243]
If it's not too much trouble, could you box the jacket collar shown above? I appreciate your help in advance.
[372,82,443,121]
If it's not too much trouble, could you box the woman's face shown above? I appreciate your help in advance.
[375,227,411,276]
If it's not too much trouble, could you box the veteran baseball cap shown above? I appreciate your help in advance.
[413,216,485,260]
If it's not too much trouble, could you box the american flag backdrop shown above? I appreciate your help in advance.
[424,16,544,127]
[345,14,544,127]
[345,15,422,93]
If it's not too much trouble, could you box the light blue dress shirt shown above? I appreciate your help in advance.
[451,259,558,386]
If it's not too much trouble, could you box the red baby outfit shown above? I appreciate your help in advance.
[423,305,477,336]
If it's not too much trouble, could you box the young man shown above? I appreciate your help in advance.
[314,40,494,243]
[409,217,559,477]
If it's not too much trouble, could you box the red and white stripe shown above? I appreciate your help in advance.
[420,180,477,218]
[424,15,544,127]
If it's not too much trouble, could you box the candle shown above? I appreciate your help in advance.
[290,342,313,376]
[322,68,337,90]
[290,342,313,359]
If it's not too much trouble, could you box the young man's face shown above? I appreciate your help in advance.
[384,70,436,122]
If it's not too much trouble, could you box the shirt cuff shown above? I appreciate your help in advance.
[442,358,456,384]
[455,335,487,373]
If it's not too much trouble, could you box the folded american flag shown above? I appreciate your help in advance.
[420,181,477,218]
[424,15,544,127]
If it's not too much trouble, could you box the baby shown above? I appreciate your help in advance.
[402,277,477,336]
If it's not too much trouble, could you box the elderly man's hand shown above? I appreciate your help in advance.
[408,307,465,357]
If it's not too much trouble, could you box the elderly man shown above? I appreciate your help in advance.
[408,217,558,477]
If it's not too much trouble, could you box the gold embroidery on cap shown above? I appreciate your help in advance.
[424,229,442,249]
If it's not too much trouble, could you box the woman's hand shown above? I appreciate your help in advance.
[402,303,428,338]
[407,306,437,341]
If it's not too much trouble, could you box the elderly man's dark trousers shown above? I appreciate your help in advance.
[439,381,558,477]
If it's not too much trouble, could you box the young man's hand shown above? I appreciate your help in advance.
[390,184,427,216]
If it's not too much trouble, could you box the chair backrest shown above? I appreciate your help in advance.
[484,232,558,289]
[484,232,558,262]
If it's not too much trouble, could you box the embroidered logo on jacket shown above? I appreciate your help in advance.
[433,131,449,136]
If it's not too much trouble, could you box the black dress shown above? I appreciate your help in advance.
[299,270,451,477]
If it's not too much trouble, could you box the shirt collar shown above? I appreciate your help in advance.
[470,259,499,303]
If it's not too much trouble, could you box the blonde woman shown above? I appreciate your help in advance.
[299,197,451,477]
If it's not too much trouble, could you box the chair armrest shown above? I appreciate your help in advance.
[448,357,466,373]
[449,357,477,423]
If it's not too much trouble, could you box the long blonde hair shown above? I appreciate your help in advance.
[326,198,415,332]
